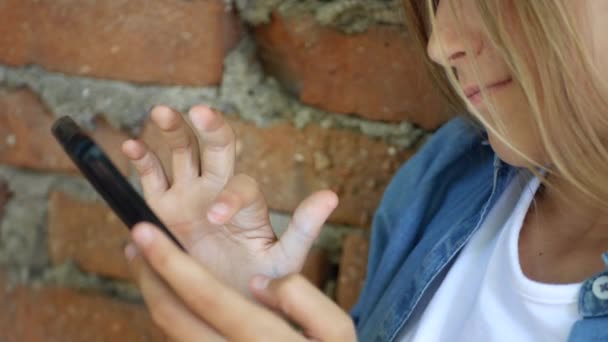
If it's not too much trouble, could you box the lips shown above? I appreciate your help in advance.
[464,78,513,101]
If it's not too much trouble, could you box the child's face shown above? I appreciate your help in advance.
[426,0,608,168]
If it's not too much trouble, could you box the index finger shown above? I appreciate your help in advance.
[131,223,304,341]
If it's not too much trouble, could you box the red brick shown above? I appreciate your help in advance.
[140,116,414,226]
[255,13,452,130]
[0,88,130,175]
[336,234,369,311]
[48,191,131,280]
[0,283,166,342]
[301,248,330,289]
[0,0,241,86]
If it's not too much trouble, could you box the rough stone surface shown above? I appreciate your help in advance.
[0,188,50,271]
[336,233,369,311]
[48,192,131,281]
[0,267,17,342]
[255,13,452,130]
[0,0,241,86]
[0,179,11,219]
[0,283,166,342]
[229,0,403,34]
[0,165,101,275]
[219,37,428,148]
[0,87,130,175]
[1,48,427,150]
[0,65,220,131]
[140,116,414,226]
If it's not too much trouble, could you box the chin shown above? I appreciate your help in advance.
[487,132,528,167]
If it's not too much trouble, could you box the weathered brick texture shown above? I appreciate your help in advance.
[48,191,132,280]
[255,13,452,129]
[337,234,369,311]
[0,276,166,342]
[0,0,241,86]
[0,88,130,175]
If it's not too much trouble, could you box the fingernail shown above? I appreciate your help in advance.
[327,193,339,208]
[251,275,270,290]
[210,203,229,216]
[207,203,229,224]
[124,243,138,261]
[134,224,155,246]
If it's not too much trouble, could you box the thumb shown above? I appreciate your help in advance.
[249,274,356,342]
[277,190,339,269]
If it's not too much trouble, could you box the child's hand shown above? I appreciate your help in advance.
[121,105,339,294]
[125,223,356,342]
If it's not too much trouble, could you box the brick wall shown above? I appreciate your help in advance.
[0,0,451,339]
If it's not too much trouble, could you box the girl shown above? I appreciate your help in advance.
[120,0,608,340]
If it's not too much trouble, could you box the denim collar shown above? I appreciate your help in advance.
[578,253,608,318]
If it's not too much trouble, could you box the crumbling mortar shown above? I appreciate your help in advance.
[0,37,427,150]
[225,0,404,34]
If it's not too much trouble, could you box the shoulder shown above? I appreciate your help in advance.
[377,115,491,222]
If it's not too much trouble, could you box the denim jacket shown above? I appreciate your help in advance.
[351,116,608,341]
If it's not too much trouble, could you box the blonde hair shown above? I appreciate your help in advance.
[403,0,608,209]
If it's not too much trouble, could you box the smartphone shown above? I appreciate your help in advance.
[52,116,185,251]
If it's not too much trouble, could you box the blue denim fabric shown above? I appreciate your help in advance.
[351,116,608,341]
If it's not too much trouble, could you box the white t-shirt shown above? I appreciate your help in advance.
[398,173,582,341]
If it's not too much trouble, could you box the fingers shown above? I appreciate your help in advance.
[250,274,356,342]
[207,174,272,234]
[278,191,339,267]
[125,245,224,342]
[122,139,169,198]
[188,105,236,185]
[130,223,300,341]
[150,106,200,182]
